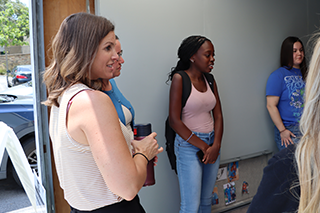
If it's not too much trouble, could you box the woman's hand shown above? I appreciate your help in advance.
[202,143,220,164]
[131,132,163,161]
[280,129,296,148]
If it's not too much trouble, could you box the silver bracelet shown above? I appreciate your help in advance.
[186,132,194,142]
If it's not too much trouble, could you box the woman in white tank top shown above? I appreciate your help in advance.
[42,13,163,213]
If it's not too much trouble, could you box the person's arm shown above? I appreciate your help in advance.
[169,73,209,152]
[67,90,163,201]
[266,95,295,147]
[203,81,223,164]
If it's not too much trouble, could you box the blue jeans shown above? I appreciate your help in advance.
[175,130,220,213]
[274,124,302,151]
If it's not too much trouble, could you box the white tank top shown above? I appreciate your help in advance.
[181,78,216,133]
[49,84,132,210]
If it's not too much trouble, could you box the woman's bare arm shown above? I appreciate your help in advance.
[266,95,295,147]
[67,90,162,200]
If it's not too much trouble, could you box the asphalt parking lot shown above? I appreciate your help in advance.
[0,168,32,213]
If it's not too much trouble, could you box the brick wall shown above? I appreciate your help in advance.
[0,53,31,71]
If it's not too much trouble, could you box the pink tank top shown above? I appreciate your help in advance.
[181,78,216,133]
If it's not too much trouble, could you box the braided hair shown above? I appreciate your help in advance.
[167,35,211,82]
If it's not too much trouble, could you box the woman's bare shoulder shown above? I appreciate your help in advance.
[74,89,112,106]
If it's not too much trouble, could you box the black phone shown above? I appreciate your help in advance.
[196,143,213,162]
[196,150,204,162]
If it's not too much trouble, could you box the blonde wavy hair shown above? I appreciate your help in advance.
[43,12,115,107]
[296,35,320,213]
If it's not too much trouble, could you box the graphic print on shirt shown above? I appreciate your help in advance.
[284,75,305,122]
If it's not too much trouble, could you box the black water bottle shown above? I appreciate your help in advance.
[134,123,155,187]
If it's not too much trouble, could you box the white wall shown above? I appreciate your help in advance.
[97,1,320,212]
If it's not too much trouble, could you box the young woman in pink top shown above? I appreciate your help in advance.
[168,35,223,213]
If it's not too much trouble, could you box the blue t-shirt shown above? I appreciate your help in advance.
[103,79,135,127]
[266,67,305,126]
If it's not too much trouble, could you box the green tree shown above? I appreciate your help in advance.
[0,0,29,70]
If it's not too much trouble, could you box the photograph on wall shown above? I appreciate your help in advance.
[223,182,236,205]
[227,161,239,182]
[211,185,219,205]
[216,166,227,181]
[242,181,249,195]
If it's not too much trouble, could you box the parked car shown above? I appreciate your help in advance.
[6,65,32,87]
[0,82,36,186]
[0,81,33,99]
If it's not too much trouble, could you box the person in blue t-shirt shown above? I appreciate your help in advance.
[266,36,308,150]
[102,36,135,130]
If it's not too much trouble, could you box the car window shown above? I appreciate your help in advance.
[17,66,32,72]
[20,68,30,71]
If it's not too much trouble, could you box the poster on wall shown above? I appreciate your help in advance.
[242,181,249,195]
[216,166,227,181]
[227,161,239,182]
[223,182,236,205]
[211,185,219,205]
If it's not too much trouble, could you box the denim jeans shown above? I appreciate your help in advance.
[175,130,220,213]
[274,124,302,151]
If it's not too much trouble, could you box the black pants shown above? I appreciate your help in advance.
[70,195,146,213]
